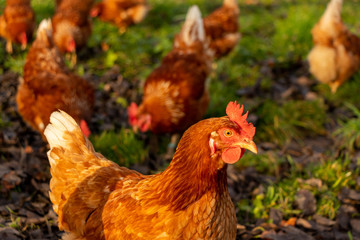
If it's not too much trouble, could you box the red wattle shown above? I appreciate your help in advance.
[222,148,242,164]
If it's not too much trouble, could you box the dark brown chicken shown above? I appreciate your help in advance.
[16,19,94,139]
[0,0,35,53]
[44,101,257,239]
[203,0,240,58]
[52,0,94,53]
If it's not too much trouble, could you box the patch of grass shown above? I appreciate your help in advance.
[91,129,148,167]
[31,0,55,23]
[333,103,360,153]
[3,53,26,74]
[255,99,327,145]
[238,156,357,221]
[316,72,360,108]
[272,3,321,62]
[236,152,285,178]
[0,114,10,128]
[206,79,242,117]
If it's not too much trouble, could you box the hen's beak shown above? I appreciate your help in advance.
[233,140,257,154]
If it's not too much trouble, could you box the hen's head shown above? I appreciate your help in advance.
[90,3,103,17]
[53,21,77,53]
[18,32,27,49]
[209,101,257,165]
[65,37,76,53]
[128,103,151,133]
[174,101,256,169]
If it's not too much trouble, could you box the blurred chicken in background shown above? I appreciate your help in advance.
[16,19,95,140]
[203,0,240,58]
[308,0,360,93]
[0,0,35,53]
[52,0,94,54]
[128,6,214,156]
[90,0,148,33]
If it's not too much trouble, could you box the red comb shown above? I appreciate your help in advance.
[226,101,255,138]
[19,32,27,45]
[128,102,138,126]
[67,38,76,52]
[80,120,91,138]
[90,7,99,17]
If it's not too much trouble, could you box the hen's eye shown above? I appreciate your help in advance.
[224,130,233,137]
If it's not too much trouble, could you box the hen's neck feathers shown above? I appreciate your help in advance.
[151,118,230,211]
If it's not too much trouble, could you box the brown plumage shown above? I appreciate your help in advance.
[44,101,257,239]
[16,19,94,139]
[308,0,360,93]
[0,0,35,53]
[128,6,213,135]
[203,0,240,58]
[52,0,94,53]
[90,0,148,33]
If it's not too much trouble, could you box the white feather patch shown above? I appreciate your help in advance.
[182,5,205,46]
[37,19,53,36]
[322,0,343,27]
[44,110,79,149]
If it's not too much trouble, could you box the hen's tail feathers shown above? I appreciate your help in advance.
[321,0,343,26]
[181,5,205,46]
[44,110,80,151]
[129,4,148,23]
[37,19,53,41]
[44,111,116,233]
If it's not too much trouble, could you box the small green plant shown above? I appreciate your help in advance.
[333,103,360,152]
[3,53,26,74]
[91,129,148,167]
[0,114,10,128]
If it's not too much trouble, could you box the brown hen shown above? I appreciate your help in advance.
[44,101,257,239]
[90,0,148,33]
[128,6,213,136]
[16,19,94,139]
[0,0,35,53]
[52,0,94,53]
[203,0,240,58]
[308,0,360,92]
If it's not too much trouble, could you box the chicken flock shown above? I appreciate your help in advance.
[0,0,359,239]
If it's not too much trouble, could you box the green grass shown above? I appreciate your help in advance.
[90,129,148,167]
[238,156,358,221]
[237,152,286,178]
[333,103,360,153]
[255,99,327,145]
